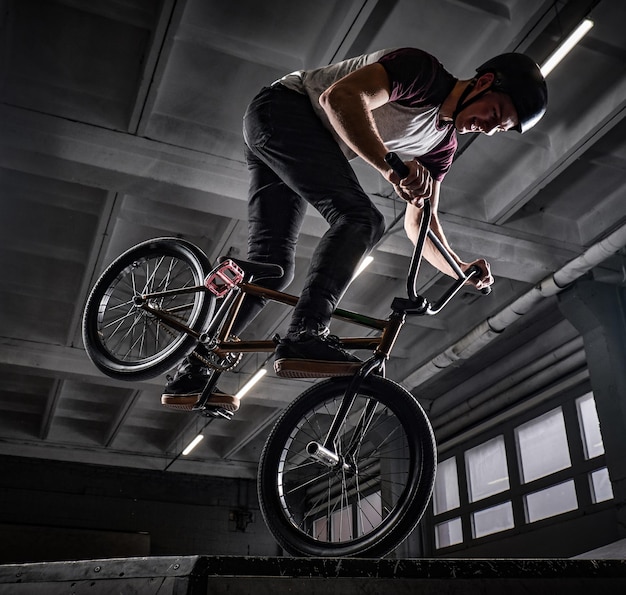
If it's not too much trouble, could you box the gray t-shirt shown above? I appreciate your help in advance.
[276,48,457,181]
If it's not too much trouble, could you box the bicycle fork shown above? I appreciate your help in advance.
[306,310,407,471]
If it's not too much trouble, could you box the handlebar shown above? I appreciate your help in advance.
[384,152,491,313]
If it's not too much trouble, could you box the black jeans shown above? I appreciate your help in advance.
[235,84,385,335]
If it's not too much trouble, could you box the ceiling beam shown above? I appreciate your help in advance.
[0,337,163,390]
[487,79,626,225]
[0,439,257,479]
[1,105,571,277]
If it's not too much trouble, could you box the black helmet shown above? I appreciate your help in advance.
[476,53,548,133]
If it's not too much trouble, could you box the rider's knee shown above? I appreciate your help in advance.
[277,261,296,290]
[262,259,294,292]
[354,207,385,248]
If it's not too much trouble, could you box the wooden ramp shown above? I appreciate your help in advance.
[1,555,625,594]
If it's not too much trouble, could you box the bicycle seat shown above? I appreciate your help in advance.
[219,256,284,281]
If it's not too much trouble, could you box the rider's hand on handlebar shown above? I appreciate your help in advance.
[387,158,433,208]
[463,259,494,291]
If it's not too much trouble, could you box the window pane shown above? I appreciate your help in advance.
[577,392,605,459]
[331,508,353,542]
[433,457,460,514]
[357,492,382,536]
[525,480,578,523]
[516,407,571,483]
[312,517,328,541]
[435,517,463,548]
[465,436,509,502]
[590,467,614,503]
[472,501,514,538]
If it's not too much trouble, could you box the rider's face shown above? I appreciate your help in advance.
[455,76,519,135]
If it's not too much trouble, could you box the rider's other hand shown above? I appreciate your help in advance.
[389,158,433,207]
[392,183,425,208]
[463,259,493,290]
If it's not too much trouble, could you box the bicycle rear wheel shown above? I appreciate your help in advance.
[258,376,436,558]
[82,238,214,380]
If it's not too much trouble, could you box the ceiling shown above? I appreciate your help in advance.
[0,0,624,479]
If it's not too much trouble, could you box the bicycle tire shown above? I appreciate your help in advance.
[258,375,436,558]
[82,237,214,381]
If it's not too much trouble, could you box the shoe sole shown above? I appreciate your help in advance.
[274,358,362,379]
[161,395,240,412]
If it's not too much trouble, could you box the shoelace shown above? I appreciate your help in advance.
[325,334,350,355]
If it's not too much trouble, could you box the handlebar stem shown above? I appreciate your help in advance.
[385,151,490,305]
[407,198,432,302]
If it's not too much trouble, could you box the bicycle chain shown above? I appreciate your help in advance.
[191,336,243,371]
[145,306,243,372]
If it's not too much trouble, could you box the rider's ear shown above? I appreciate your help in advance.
[474,71,495,92]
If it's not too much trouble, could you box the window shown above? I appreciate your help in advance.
[435,517,463,548]
[525,480,578,523]
[433,457,460,514]
[590,467,613,503]
[465,436,509,502]
[331,508,353,542]
[357,492,382,535]
[516,407,571,483]
[472,501,514,538]
[576,392,613,503]
[577,392,604,459]
[433,457,464,547]
[312,516,328,542]
[311,490,383,543]
[464,437,512,538]
[431,391,613,551]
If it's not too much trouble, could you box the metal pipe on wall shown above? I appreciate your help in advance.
[402,223,626,389]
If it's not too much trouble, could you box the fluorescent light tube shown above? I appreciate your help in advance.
[353,255,374,279]
[541,19,594,77]
[235,368,267,399]
[182,434,204,456]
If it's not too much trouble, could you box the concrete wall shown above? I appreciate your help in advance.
[0,455,279,563]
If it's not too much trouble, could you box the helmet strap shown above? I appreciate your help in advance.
[452,79,491,127]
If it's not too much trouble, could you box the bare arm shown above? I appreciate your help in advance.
[319,63,436,203]
[320,62,492,289]
[404,182,493,289]
[318,63,393,174]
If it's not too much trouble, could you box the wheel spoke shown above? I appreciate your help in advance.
[91,248,208,366]
[276,392,409,543]
[259,376,437,556]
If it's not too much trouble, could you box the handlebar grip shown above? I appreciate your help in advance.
[385,152,410,179]
[466,264,492,295]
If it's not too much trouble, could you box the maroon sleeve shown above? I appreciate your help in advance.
[378,48,457,180]
[377,48,452,107]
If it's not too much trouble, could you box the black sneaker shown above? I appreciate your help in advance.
[161,356,240,412]
[274,329,362,379]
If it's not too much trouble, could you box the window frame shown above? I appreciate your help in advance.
[426,381,611,553]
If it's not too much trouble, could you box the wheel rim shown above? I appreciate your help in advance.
[95,252,204,367]
[275,392,415,547]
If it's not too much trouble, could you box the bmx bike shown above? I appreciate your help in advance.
[82,153,487,558]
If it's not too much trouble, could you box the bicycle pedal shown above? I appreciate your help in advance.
[200,407,234,420]
[204,260,245,297]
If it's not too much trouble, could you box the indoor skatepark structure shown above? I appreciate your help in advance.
[1,540,626,595]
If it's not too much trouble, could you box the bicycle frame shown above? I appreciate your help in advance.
[140,201,477,351]
[142,224,476,421]
[139,152,484,420]
[80,152,490,555]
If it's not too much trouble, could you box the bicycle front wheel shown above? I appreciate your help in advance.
[82,238,214,380]
[258,376,436,558]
